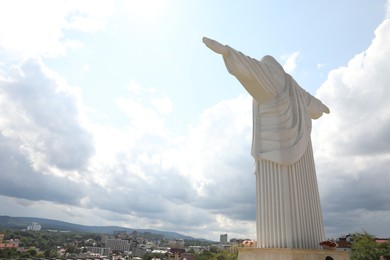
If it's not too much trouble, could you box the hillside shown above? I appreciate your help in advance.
[0,215,208,241]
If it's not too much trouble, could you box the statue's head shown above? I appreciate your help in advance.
[261,55,285,73]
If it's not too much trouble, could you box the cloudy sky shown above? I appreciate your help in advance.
[0,0,390,241]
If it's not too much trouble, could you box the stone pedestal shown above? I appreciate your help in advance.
[238,248,350,260]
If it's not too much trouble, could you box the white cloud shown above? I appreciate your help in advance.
[121,0,172,28]
[0,61,257,239]
[81,64,91,72]
[116,82,173,137]
[0,57,94,207]
[151,97,173,115]
[282,51,300,74]
[317,63,326,69]
[0,0,114,59]
[313,17,390,238]
[0,57,94,172]
[117,97,165,129]
[65,0,114,33]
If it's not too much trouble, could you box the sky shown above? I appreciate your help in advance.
[0,0,389,242]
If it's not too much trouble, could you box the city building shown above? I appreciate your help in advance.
[86,246,111,256]
[101,234,109,246]
[0,243,18,249]
[220,234,228,244]
[106,239,131,252]
[0,235,19,250]
[168,238,184,249]
[169,248,186,260]
[27,222,41,231]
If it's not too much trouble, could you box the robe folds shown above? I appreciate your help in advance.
[222,46,326,249]
[223,48,326,165]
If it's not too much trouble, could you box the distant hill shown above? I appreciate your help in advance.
[0,215,209,241]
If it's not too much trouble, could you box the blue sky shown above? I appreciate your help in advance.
[0,0,390,241]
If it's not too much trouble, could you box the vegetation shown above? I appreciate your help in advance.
[184,239,215,247]
[2,228,390,260]
[188,246,238,260]
[0,228,101,259]
[0,228,235,259]
[142,251,169,260]
[350,232,390,260]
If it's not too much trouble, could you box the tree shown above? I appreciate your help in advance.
[210,246,220,253]
[195,249,213,260]
[351,232,390,260]
[0,248,18,258]
[216,255,226,260]
[36,252,45,258]
[49,248,59,258]
[27,247,38,257]
[143,252,168,260]
[65,243,80,254]
[216,248,238,260]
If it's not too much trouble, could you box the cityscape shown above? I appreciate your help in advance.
[1,220,389,259]
[0,221,246,259]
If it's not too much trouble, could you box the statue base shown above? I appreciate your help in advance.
[238,248,350,260]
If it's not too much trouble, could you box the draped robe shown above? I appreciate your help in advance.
[222,47,326,249]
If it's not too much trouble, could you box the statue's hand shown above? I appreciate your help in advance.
[309,100,330,119]
[202,37,229,55]
[322,104,330,114]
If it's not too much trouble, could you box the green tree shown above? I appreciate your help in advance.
[216,255,226,260]
[351,232,390,260]
[49,248,59,258]
[27,247,38,257]
[0,248,18,258]
[210,246,220,253]
[143,252,168,260]
[65,243,80,254]
[216,248,238,260]
[195,249,214,260]
[36,252,45,258]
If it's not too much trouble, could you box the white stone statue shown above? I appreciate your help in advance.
[203,37,329,249]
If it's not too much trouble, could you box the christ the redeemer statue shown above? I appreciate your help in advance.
[203,37,329,249]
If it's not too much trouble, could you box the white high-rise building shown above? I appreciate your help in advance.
[220,234,228,244]
[27,222,41,231]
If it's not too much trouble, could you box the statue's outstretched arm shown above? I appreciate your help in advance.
[202,36,275,103]
[202,37,230,55]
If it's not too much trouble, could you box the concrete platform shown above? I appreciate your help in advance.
[238,248,350,260]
